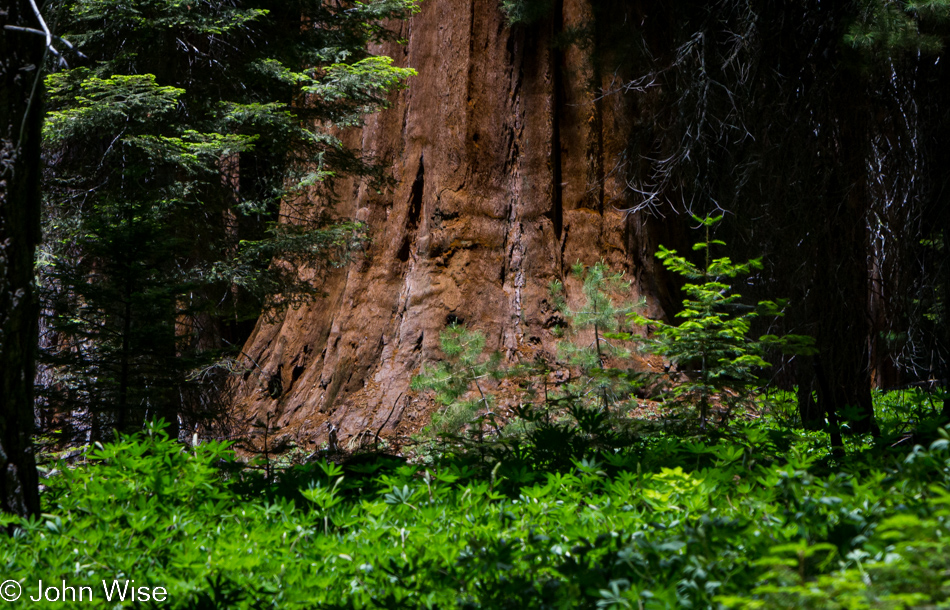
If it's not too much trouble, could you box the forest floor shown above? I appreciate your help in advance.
[7,389,949,609]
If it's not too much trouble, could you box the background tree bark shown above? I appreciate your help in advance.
[0,0,43,517]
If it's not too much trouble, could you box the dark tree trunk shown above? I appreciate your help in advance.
[917,52,950,423]
[796,361,824,431]
[813,357,846,452]
[0,0,44,517]
[743,1,879,437]
[818,52,878,436]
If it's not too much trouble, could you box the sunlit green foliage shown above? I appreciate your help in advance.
[4,412,950,608]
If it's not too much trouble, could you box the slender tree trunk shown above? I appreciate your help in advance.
[0,0,44,517]
[116,274,133,433]
[908,46,950,424]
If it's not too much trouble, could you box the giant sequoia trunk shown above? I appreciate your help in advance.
[230,0,898,446]
[229,0,676,447]
[0,0,43,517]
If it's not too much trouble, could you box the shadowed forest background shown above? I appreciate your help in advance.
[3,0,950,607]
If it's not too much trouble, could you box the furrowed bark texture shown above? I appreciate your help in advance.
[0,0,43,517]
[230,0,672,447]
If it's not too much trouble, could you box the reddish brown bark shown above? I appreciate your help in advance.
[229,0,667,448]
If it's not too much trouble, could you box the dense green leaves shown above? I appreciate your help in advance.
[846,0,950,54]
[4,412,950,608]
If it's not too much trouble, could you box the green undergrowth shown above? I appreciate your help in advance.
[3,407,950,609]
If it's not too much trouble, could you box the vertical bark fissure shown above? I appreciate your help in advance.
[503,30,527,359]
[589,38,605,216]
[398,155,424,262]
[408,155,424,231]
[550,0,564,250]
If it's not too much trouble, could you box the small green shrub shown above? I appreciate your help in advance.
[630,215,815,430]
[551,261,646,415]
[409,264,649,468]
[410,324,505,438]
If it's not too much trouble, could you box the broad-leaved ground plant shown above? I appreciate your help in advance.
[3,413,949,608]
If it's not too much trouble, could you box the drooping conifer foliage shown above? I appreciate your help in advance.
[38,0,418,439]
